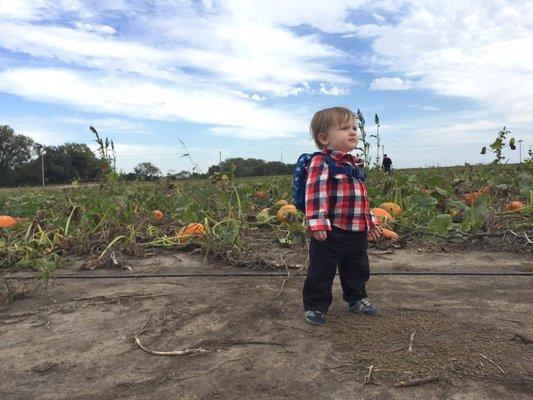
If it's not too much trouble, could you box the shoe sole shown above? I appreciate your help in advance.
[305,318,325,325]
[350,309,379,317]
[304,315,325,325]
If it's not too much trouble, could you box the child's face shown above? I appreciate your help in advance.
[318,117,358,153]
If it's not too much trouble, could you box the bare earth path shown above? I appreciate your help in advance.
[1,249,532,399]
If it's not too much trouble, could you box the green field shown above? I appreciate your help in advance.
[1,162,532,280]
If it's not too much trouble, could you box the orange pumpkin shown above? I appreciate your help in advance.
[379,202,402,216]
[0,215,17,229]
[504,201,524,212]
[381,228,399,240]
[178,223,206,243]
[276,204,297,223]
[152,210,164,220]
[254,191,266,199]
[276,199,289,207]
[372,207,395,225]
[462,191,480,206]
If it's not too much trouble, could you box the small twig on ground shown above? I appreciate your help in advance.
[139,313,151,334]
[38,314,50,329]
[509,230,533,245]
[46,293,57,303]
[394,375,441,387]
[362,365,376,385]
[272,255,292,300]
[479,353,508,378]
[134,335,208,356]
[408,331,416,352]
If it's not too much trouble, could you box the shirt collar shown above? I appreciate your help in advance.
[321,148,364,166]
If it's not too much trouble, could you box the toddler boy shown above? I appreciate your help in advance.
[303,106,381,325]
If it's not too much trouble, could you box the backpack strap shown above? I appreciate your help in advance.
[322,154,366,181]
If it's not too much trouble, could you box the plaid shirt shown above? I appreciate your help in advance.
[305,148,375,232]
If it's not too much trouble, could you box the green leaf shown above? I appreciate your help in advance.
[427,214,452,235]
[409,193,438,209]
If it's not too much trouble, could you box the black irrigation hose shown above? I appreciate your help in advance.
[4,271,533,280]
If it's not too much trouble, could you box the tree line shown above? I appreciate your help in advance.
[0,125,297,187]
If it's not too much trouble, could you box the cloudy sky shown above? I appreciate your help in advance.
[1,0,532,173]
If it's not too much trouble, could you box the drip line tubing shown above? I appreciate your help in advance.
[4,271,533,280]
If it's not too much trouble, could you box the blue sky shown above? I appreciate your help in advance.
[1,0,532,173]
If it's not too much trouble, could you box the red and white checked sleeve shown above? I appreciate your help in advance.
[305,155,331,231]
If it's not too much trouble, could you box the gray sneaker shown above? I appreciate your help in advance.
[304,310,325,325]
[349,298,379,316]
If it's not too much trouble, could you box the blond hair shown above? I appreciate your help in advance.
[310,107,355,149]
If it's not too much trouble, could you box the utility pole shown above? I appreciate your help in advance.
[219,150,222,173]
[41,150,46,187]
[281,153,283,163]
[518,139,523,163]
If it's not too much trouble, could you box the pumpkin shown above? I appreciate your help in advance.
[178,223,206,243]
[152,210,164,220]
[276,199,289,207]
[254,191,266,199]
[379,202,402,216]
[481,184,493,195]
[504,201,524,212]
[277,204,297,223]
[462,191,480,206]
[381,228,399,240]
[448,208,463,223]
[0,215,17,229]
[371,207,395,225]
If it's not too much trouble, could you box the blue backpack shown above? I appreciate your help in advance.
[293,152,366,212]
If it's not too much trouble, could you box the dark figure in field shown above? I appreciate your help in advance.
[382,154,392,173]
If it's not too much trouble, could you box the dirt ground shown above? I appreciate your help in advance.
[1,249,532,400]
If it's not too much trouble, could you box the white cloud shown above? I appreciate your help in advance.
[73,22,116,35]
[342,24,386,38]
[0,11,353,97]
[0,0,91,21]
[0,68,307,138]
[366,0,533,121]
[319,83,350,96]
[370,77,412,91]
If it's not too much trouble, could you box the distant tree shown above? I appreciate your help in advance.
[63,143,99,181]
[207,157,295,177]
[0,125,36,186]
[134,162,161,180]
[121,172,138,181]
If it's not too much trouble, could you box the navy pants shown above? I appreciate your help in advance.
[303,227,370,313]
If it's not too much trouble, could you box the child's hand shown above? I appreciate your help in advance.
[367,226,381,241]
[311,230,328,241]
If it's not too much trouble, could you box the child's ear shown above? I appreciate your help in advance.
[317,132,328,146]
